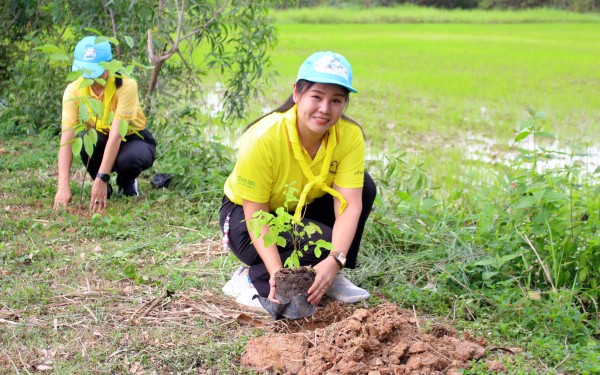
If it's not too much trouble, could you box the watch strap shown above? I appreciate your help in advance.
[331,255,344,269]
[96,173,110,182]
[329,251,346,269]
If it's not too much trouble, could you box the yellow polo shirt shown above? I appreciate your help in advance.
[224,105,364,212]
[61,77,147,135]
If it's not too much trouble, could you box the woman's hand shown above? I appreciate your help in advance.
[267,273,281,304]
[307,256,340,305]
[89,179,108,212]
[54,187,72,210]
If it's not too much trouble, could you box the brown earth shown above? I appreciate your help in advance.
[242,303,491,375]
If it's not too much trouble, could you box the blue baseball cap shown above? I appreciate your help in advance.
[297,51,357,93]
[72,36,112,78]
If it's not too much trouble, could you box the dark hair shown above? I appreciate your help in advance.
[245,79,362,134]
[115,76,123,88]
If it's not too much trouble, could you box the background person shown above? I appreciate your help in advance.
[53,36,156,212]
[220,51,376,307]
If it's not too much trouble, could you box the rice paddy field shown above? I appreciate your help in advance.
[236,8,600,192]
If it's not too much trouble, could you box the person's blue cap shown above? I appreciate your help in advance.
[72,36,112,78]
[297,51,357,93]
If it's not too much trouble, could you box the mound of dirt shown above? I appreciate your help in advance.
[242,303,487,374]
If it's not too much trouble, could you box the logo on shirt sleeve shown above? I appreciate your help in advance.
[329,160,338,174]
[237,175,255,189]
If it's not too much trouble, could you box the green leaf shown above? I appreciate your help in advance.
[83,28,103,36]
[474,258,496,267]
[66,71,82,81]
[83,132,94,157]
[78,79,94,89]
[71,137,82,156]
[123,64,136,77]
[514,130,531,142]
[498,252,523,265]
[578,267,588,282]
[513,196,537,209]
[263,232,277,247]
[482,271,498,280]
[123,264,137,279]
[107,37,120,46]
[88,128,98,144]
[124,36,134,48]
[314,248,322,259]
[119,119,129,138]
[275,236,286,247]
[79,103,89,122]
[34,45,66,54]
[89,98,102,117]
[106,111,115,127]
[101,60,124,75]
[543,190,567,202]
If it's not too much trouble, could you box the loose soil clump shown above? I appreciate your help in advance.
[243,303,488,374]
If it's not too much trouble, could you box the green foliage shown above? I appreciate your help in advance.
[249,183,333,269]
[362,111,598,373]
[147,87,235,198]
[1,0,277,136]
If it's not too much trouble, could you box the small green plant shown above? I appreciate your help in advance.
[249,183,333,269]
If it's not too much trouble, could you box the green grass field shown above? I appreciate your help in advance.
[268,22,600,143]
[1,7,599,374]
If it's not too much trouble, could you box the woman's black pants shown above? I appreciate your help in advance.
[80,129,156,189]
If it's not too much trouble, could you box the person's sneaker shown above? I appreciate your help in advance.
[107,183,113,200]
[325,273,370,303]
[222,266,263,309]
[118,179,139,196]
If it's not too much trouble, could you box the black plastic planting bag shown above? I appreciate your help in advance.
[256,293,316,320]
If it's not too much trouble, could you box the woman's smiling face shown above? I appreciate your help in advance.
[294,82,347,137]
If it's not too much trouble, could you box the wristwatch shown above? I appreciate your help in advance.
[96,173,110,182]
[329,251,346,269]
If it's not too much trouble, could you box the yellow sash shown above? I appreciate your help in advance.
[286,107,347,222]
[77,75,117,134]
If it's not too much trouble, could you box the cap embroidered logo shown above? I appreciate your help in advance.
[313,56,349,80]
[83,47,97,61]
[296,51,357,93]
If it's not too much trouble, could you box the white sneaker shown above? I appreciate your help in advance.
[325,273,370,303]
[222,266,263,308]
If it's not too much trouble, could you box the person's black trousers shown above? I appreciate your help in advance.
[220,172,377,297]
[80,129,156,188]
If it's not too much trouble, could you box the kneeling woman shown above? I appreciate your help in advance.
[220,51,376,306]
[54,36,156,212]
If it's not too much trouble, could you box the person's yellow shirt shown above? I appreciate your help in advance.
[61,77,147,135]
[225,105,364,212]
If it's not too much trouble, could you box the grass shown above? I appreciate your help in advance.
[2,6,599,374]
